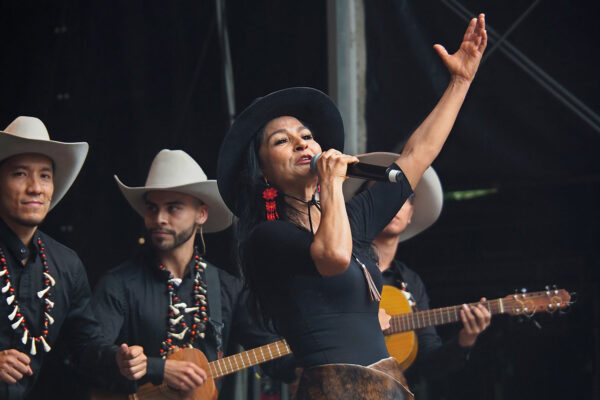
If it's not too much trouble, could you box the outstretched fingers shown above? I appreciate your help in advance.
[463,17,477,42]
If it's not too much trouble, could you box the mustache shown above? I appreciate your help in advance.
[148,228,176,236]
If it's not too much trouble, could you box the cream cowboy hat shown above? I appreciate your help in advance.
[342,152,443,243]
[0,116,89,210]
[115,149,233,233]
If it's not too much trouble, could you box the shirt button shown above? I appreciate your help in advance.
[20,248,26,254]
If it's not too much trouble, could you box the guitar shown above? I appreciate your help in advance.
[91,340,292,400]
[379,285,572,370]
[94,286,570,399]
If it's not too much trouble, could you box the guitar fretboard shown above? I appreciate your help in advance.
[208,339,291,379]
[388,298,504,334]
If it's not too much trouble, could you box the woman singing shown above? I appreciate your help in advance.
[217,14,487,399]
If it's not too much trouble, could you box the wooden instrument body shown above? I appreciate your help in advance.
[379,285,418,371]
[91,349,217,400]
[379,284,571,371]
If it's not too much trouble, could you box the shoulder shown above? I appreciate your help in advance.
[95,257,145,289]
[247,220,305,250]
[393,260,417,277]
[213,263,243,290]
[392,260,428,297]
[250,220,296,238]
[38,230,81,263]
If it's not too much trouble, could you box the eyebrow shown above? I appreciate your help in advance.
[11,165,53,173]
[265,125,310,143]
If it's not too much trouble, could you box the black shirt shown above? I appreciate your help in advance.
[382,259,471,381]
[92,247,295,393]
[0,219,118,400]
[246,170,413,368]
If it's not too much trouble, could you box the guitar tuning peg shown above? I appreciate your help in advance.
[545,285,550,291]
[521,288,527,294]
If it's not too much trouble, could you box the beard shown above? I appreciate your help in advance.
[148,223,196,252]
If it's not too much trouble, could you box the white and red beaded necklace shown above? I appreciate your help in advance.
[158,248,209,358]
[0,236,56,355]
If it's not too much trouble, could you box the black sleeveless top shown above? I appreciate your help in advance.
[246,168,413,367]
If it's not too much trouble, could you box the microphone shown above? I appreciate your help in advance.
[310,153,403,183]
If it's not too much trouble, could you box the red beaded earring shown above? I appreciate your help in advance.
[262,185,279,221]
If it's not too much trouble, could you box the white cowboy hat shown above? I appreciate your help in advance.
[0,116,89,210]
[342,152,443,243]
[114,149,233,233]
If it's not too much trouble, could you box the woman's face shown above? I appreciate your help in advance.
[258,116,322,190]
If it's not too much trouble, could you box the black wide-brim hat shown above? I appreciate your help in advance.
[217,87,345,217]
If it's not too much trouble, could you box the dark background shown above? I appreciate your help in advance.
[1,0,597,399]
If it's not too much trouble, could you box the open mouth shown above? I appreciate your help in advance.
[297,155,312,164]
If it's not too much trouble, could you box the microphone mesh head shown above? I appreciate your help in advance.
[310,153,322,174]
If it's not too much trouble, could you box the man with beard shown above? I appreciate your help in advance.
[0,117,144,399]
[92,149,294,396]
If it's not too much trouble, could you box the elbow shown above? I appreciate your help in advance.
[310,244,352,276]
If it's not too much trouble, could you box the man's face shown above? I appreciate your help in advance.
[0,153,54,229]
[143,190,208,252]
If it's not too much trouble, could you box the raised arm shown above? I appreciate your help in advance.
[310,150,359,276]
[395,14,487,188]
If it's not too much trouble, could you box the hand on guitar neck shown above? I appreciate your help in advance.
[379,294,492,347]
[457,297,491,347]
[163,358,208,392]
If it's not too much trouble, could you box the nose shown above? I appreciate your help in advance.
[25,176,43,195]
[156,209,169,225]
[294,137,308,151]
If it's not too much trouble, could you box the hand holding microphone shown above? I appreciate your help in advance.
[308,150,359,183]
[310,152,404,183]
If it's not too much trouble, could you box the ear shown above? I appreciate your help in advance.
[407,205,415,224]
[195,204,209,226]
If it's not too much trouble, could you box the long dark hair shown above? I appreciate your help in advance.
[234,123,308,318]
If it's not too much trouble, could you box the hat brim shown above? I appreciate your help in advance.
[342,152,443,243]
[114,176,233,233]
[217,87,344,217]
[0,133,88,210]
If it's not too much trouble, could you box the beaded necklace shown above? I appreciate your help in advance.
[158,248,209,358]
[0,236,55,356]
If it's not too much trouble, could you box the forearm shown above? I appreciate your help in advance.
[310,178,352,276]
[396,76,471,188]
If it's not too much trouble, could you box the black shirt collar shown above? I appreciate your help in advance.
[0,217,40,265]
[141,244,196,280]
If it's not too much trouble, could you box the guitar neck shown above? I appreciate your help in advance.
[207,339,292,379]
[388,298,505,334]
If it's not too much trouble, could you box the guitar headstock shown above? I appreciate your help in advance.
[501,288,571,316]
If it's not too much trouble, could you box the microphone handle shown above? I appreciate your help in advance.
[346,163,391,181]
[311,153,403,183]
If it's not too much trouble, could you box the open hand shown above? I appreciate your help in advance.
[458,297,492,347]
[116,343,147,380]
[0,349,33,384]
[434,13,487,83]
